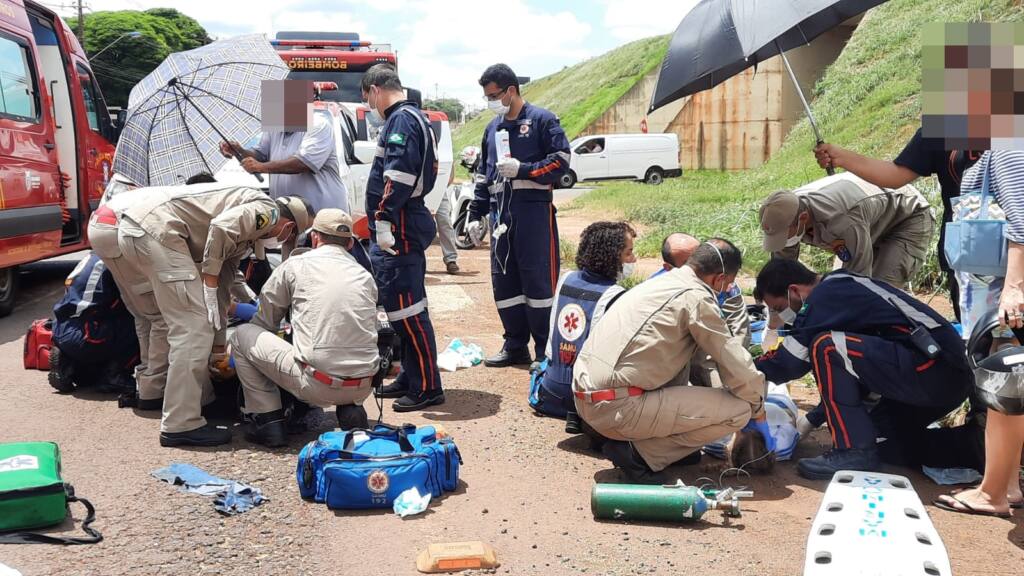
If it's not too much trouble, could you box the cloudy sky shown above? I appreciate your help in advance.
[58,0,698,105]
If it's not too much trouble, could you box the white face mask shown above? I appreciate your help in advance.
[785,217,806,247]
[619,261,636,280]
[778,288,801,324]
[258,237,282,251]
[488,98,510,116]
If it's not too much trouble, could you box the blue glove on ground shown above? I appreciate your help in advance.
[743,419,777,454]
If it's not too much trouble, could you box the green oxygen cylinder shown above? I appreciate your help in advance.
[591,483,728,522]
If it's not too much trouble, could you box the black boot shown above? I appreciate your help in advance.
[136,396,164,411]
[565,412,583,435]
[375,380,409,399]
[483,347,532,368]
[159,424,232,447]
[244,409,288,448]
[336,404,369,430]
[393,390,446,413]
[602,440,667,484]
[797,447,881,480]
[47,348,76,393]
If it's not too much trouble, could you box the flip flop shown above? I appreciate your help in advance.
[948,486,1023,509]
[933,494,1011,518]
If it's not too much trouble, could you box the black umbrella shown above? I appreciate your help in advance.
[649,0,889,173]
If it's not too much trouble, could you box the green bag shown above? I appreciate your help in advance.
[0,442,101,545]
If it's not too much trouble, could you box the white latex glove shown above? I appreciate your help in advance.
[203,285,221,330]
[466,219,485,246]
[497,158,521,179]
[375,222,397,255]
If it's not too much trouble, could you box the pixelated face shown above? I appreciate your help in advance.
[922,22,1024,150]
[261,79,313,133]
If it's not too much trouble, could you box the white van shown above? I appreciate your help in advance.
[562,133,681,188]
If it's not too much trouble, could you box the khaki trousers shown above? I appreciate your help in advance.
[871,210,935,288]
[90,220,169,402]
[230,324,372,414]
[577,385,751,471]
[121,230,213,433]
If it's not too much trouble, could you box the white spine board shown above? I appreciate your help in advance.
[804,470,951,576]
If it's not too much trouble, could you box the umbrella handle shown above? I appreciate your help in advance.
[816,139,835,176]
[233,150,265,183]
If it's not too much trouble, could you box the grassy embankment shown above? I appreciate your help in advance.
[571,0,1024,290]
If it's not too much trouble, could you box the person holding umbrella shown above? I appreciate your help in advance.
[115,183,313,447]
[220,80,348,214]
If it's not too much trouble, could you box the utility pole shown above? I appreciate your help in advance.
[76,0,84,43]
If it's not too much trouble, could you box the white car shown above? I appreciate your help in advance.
[562,133,682,188]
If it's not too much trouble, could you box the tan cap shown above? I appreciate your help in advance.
[759,190,800,252]
[277,196,314,233]
[312,208,354,238]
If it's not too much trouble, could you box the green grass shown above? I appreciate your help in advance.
[573,0,1024,289]
[451,36,669,178]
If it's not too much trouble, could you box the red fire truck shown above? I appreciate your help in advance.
[0,0,117,316]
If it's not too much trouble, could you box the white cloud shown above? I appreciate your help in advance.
[71,1,691,105]
[602,0,699,41]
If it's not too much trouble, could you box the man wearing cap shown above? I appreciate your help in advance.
[230,209,380,446]
[573,239,769,483]
[117,182,313,447]
[759,173,934,289]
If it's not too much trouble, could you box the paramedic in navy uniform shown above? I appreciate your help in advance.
[468,63,572,368]
[360,64,445,412]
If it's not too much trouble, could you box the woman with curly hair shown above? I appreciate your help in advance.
[529,221,636,435]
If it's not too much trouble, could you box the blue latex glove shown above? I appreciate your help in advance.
[233,302,258,322]
[743,418,777,453]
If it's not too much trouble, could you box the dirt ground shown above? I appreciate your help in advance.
[1,196,1022,576]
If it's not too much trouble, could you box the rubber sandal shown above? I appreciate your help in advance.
[949,486,1023,509]
[933,494,1011,518]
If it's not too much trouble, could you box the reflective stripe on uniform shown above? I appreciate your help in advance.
[830,331,859,378]
[384,169,417,186]
[375,146,385,158]
[782,335,809,361]
[828,273,940,329]
[386,298,428,322]
[573,386,644,403]
[496,295,525,309]
[72,260,107,318]
[525,296,553,308]
[556,151,571,164]
[511,179,550,191]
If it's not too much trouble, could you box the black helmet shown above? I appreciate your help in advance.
[967,309,1024,415]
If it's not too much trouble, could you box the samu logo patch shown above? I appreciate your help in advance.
[367,469,390,494]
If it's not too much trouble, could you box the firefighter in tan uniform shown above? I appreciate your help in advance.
[89,188,169,410]
[759,172,934,288]
[118,182,314,447]
[229,209,380,447]
[573,239,769,483]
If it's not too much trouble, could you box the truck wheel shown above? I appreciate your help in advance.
[644,167,664,185]
[0,266,17,317]
[558,170,577,189]
[454,209,476,250]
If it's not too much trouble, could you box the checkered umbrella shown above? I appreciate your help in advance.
[113,34,288,186]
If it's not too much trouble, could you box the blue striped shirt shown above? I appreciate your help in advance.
[960,151,1024,244]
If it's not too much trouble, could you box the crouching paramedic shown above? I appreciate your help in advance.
[118,183,313,447]
[753,259,975,480]
[230,209,380,447]
[49,253,139,394]
[529,221,635,433]
[573,240,769,483]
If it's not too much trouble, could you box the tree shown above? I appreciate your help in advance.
[424,98,465,124]
[66,9,211,107]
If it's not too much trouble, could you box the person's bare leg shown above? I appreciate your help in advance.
[938,410,1024,514]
